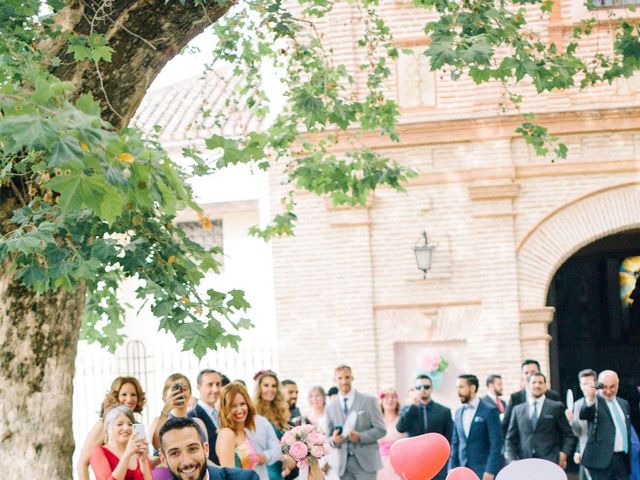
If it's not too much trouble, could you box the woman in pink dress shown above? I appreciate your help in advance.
[377,389,406,480]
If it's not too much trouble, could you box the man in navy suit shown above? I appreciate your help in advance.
[396,374,453,480]
[159,416,259,480]
[449,374,503,480]
[188,369,223,464]
[580,370,632,480]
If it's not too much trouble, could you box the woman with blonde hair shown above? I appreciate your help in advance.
[149,373,207,451]
[377,389,405,480]
[77,376,146,480]
[89,405,151,480]
[253,370,294,480]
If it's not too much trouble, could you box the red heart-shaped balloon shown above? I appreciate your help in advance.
[390,433,451,480]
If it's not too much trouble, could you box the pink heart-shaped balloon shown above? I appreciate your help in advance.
[390,433,451,480]
[447,467,480,480]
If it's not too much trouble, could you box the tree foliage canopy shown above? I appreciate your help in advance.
[1,0,639,356]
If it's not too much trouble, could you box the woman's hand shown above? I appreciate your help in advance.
[161,389,184,415]
[124,433,147,460]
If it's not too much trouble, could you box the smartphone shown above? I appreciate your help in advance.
[172,382,185,406]
[334,425,343,435]
[133,423,146,438]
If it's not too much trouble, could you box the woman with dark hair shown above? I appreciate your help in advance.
[253,370,295,480]
[89,405,152,480]
[377,389,405,480]
[77,376,146,480]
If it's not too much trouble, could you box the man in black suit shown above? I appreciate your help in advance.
[396,374,453,480]
[482,374,506,416]
[188,368,223,464]
[160,416,259,480]
[505,372,574,467]
[502,359,561,436]
[579,370,632,480]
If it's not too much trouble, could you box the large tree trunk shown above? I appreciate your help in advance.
[1,1,232,477]
[0,271,86,476]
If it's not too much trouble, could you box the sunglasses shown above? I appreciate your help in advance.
[415,385,432,390]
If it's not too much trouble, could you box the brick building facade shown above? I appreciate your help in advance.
[269,0,640,406]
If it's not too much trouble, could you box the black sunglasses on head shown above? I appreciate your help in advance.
[415,385,432,390]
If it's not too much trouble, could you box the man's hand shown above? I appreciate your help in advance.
[573,452,582,465]
[332,429,345,444]
[348,431,360,443]
[482,473,494,480]
[584,383,597,403]
[559,452,567,470]
[564,409,573,422]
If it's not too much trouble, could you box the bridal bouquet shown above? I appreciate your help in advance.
[281,424,327,479]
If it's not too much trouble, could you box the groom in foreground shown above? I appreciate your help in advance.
[159,416,259,480]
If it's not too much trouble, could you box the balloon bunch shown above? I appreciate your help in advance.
[415,348,449,387]
[389,433,478,480]
[389,433,568,480]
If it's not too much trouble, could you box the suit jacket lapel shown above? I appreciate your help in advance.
[351,391,361,414]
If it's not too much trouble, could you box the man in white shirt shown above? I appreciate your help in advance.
[580,370,632,480]
[189,369,223,464]
[482,374,506,417]
[325,365,386,480]
[449,374,503,480]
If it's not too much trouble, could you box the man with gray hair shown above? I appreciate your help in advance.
[580,370,632,480]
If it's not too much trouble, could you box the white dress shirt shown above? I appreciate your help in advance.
[528,394,545,420]
[462,398,480,437]
[338,389,356,415]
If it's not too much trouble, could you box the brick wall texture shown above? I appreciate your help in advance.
[269,0,640,403]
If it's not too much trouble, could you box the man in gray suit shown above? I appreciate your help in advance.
[505,372,574,467]
[566,369,597,480]
[326,365,386,480]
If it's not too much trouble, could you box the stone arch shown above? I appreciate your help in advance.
[517,181,640,311]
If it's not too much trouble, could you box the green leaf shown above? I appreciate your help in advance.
[47,173,108,216]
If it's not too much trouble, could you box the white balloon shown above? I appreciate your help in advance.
[566,389,574,412]
[496,459,567,480]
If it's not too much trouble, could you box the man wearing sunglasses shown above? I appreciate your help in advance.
[397,374,453,480]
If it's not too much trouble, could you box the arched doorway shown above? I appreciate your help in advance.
[547,229,640,432]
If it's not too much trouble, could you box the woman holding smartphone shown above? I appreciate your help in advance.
[89,405,152,480]
[149,373,207,451]
[77,376,146,480]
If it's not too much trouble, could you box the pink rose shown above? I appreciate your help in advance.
[416,348,441,373]
[289,441,309,461]
[307,431,324,445]
[310,445,324,458]
[281,431,295,446]
[302,424,315,433]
